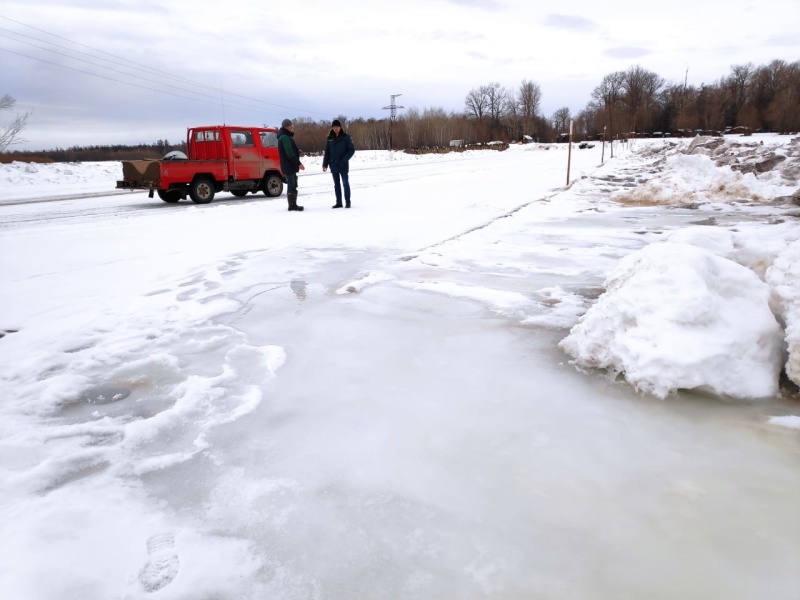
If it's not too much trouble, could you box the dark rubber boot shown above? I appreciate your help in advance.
[332,203,343,209]
[288,192,304,211]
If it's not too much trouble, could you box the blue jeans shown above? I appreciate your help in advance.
[332,171,350,205]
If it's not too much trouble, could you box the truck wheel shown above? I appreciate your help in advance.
[190,178,215,204]
[157,189,181,203]
[263,174,284,197]
[230,190,249,197]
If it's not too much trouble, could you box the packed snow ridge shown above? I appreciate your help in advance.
[560,135,800,400]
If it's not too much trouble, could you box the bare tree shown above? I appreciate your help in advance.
[621,65,665,132]
[657,83,686,132]
[0,95,30,151]
[484,82,509,123]
[551,107,571,133]
[751,59,797,131]
[766,60,800,132]
[504,90,519,119]
[576,107,600,139]
[751,61,782,123]
[402,107,421,148]
[515,79,542,139]
[695,83,726,131]
[724,63,753,125]
[517,79,542,120]
[592,71,625,143]
[423,106,457,147]
[464,87,489,121]
[502,90,520,139]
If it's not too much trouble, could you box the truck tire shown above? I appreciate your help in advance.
[230,190,249,197]
[190,178,215,204]
[157,189,181,203]
[263,174,284,197]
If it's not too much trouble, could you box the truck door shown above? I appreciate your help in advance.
[259,130,281,173]
[229,129,261,180]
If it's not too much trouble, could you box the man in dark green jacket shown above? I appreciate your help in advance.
[278,119,305,212]
[322,119,356,208]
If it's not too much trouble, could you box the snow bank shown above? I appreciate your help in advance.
[766,239,800,386]
[665,223,800,278]
[610,136,799,206]
[612,153,780,205]
[559,242,784,399]
[663,225,800,387]
[0,161,120,186]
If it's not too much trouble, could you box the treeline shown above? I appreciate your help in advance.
[3,59,798,162]
[579,59,800,142]
[298,59,800,149]
[0,139,184,164]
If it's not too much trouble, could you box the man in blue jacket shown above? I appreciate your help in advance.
[322,119,356,209]
[278,119,305,212]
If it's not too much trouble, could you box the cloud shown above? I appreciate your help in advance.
[766,33,800,47]
[443,0,505,9]
[543,14,599,32]
[605,46,652,59]
[417,30,485,44]
[465,50,490,62]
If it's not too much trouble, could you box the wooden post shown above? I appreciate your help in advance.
[566,120,573,186]
[601,126,606,164]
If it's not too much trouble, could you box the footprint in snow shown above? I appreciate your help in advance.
[139,533,180,593]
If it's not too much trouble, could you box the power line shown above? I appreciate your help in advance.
[0,15,332,119]
[0,32,257,110]
[0,24,216,94]
[0,16,298,111]
[0,47,249,110]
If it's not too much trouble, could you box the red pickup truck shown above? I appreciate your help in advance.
[116,125,285,204]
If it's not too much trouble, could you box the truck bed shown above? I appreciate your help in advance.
[117,159,229,190]
[120,160,161,187]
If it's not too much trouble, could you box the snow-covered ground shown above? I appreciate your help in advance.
[1,135,799,599]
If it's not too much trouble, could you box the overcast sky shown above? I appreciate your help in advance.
[2,0,799,151]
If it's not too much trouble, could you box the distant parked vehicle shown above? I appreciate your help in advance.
[116,125,285,204]
[578,142,595,149]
